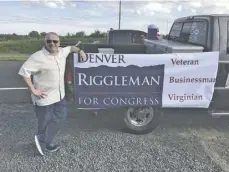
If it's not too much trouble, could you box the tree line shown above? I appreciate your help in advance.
[0,30,107,41]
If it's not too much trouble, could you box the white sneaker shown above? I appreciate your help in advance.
[34,135,45,156]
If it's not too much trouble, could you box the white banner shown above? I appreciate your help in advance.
[161,52,219,108]
[74,51,219,109]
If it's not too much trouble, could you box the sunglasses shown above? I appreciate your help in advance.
[46,40,59,44]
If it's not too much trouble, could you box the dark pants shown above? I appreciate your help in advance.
[34,97,67,145]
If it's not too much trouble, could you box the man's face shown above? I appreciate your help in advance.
[45,34,60,53]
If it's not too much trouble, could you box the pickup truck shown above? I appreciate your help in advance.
[92,29,147,45]
[63,14,229,134]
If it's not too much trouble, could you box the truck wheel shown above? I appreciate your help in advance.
[124,107,161,134]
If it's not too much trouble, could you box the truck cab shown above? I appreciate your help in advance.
[107,29,147,45]
[144,14,229,113]
[92,29,147,45]
[176,15,229,113]
[64,14,229,134]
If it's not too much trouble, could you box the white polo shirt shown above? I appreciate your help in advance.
[18,46,72,106]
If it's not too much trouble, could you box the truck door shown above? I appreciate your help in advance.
[210,17,229,110]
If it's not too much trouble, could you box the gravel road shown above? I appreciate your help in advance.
[0,103,229,172]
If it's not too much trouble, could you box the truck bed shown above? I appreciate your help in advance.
[63,41,207,103]
[144,39,204,53]
[64,43,148,102]
[64,42,229,111]
[78,43,146,54]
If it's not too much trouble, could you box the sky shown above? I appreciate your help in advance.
[0,0,229,36]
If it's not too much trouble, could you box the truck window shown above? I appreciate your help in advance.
[168,20,208,47]
[168,22,183,41]
[184,21,207,46]
[227,21,229,53]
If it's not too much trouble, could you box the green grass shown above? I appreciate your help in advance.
[0,57,28,61]
[0,37,105,54]
[0,37,106,60]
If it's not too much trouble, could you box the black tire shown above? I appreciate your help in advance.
[124,107,161,134]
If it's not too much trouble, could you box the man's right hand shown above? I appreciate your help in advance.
[31,88,47,98]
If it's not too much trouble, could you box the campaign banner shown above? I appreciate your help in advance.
[73,51,219,109]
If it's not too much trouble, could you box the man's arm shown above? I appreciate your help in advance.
[22,76,47,98]
[70,46,81,53]
[18,56,47,98]
[70,46,87,61]
[23,76,35,92]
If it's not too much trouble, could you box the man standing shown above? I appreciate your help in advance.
[18,32,86,156]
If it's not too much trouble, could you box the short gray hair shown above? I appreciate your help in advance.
[45,32,59,39]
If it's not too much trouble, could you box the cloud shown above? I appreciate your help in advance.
[189,2,203,8]
[2,0,229,35]
[185,0,229,14]
[82,9,103,17]
[177,5,182,12]
[44,1,59,8]
[20,0,77,9]
[142,2,172,14]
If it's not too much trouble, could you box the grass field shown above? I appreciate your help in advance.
[0,57,28,61]
[0,37,105,54]
[0,37,105,61]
